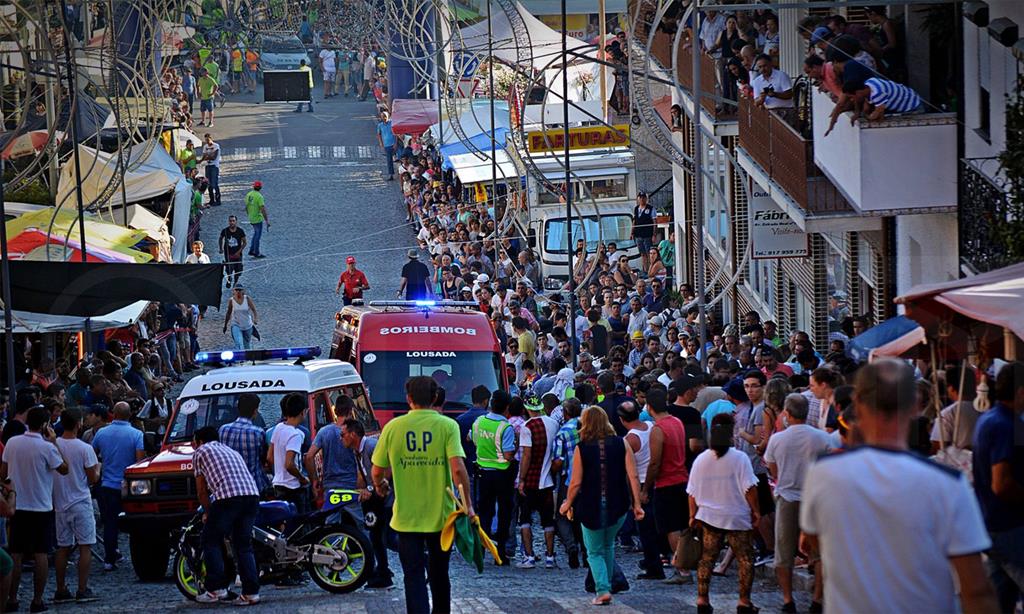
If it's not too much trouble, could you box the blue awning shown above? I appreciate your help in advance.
[439,128,509,169]
[847,315,926,363]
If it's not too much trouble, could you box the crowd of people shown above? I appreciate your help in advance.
[654,4,927,125]
[368,80,1022,612]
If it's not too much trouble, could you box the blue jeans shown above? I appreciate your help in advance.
[987,525,1024,612]
[231,324,252,349]
[96,487,122,564]
[384,145,395,177]
[205,164,221,205]
[203,495,259,595]
[249,222,263,256]
[397,532,451,614]
[296,94,313,112]
[581,514,626,596]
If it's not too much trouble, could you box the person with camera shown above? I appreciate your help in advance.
[751,53,794,110]
[1,405,69,613]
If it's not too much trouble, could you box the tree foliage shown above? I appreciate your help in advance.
[997,74,1024,263]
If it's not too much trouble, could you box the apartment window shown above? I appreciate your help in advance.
[978,33,991,141]
[794,285,813,335]
[823,233,850,333]
[701,144,729,255]
[857,237,876,319]
[748,257,774,312]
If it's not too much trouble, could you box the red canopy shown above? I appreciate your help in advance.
[390,98,440,136]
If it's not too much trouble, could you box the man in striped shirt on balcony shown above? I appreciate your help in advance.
[844,77,925,121]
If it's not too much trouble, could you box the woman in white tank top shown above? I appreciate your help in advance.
[223,286,258,349]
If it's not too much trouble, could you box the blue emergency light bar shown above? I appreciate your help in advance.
[369,300,479,308]
[194,346,322,365]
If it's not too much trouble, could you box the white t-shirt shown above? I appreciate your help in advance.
[763,424,832,502]
[185,253,211,264]
[271,423,305,489]
[751,69,794,109]
[519,415,559,489]
[2,432,64,512]
[319,49,336,72]
[203,142,221,167]
[53,437,98,512]
[686,448,758,530]
[801,447,991,614]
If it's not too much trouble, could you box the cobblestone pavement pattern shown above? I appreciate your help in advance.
[42,89,811,613]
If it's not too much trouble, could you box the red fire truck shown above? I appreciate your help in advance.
[329,300,507,424]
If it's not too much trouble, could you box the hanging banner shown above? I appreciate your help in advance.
[526,124,630,153]
[749,190,808,259]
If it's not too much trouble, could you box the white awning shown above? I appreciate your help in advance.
[449,151,519,184]
[5,301,149,334]
[541,166,629,180]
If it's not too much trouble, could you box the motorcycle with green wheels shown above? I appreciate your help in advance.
[173,489,373,598]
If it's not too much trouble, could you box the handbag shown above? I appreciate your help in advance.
[250,325,261,341]
[674,525,703,570]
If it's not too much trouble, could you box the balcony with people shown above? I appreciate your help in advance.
[802,23,958,213]
[735,87,855,229]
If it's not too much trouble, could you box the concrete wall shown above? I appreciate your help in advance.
[963,0,1024,160]
[894,212,959,296]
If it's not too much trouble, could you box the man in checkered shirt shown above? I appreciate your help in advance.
[193,426,261,605]
[218,393,271,495]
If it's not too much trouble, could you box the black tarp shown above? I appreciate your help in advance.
[2,261,224,316]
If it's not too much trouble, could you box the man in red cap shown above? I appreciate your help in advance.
[245,180,269,258]
[335,256,370,305]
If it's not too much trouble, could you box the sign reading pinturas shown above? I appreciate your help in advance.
[749,191,808,259]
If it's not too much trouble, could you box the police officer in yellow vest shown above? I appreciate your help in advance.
[470,390,516,564]
[296,59,314,113]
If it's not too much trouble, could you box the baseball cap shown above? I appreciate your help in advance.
[649,315,665,327]
[722,377,748,403]
[809,26,833,45]
[477,273,490,284]
[346,256,356,264]
[407,249,420,259]
[460,286,472,293]
[253,180,262,189]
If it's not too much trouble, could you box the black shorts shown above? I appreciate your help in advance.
[225,261,243,275]
[518,487,555,530]
[654,483,687,535]
[756,473,775,515]
[9,510,55,555]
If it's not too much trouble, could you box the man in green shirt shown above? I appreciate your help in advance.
[372,376,473,614]
[244,181,270,258]
[178,140,198,177]
[197,68,218,127]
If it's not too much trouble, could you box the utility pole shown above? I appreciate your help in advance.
[0,160,16,393]
[562,0,576,368]
[692,6,708,371]
[598,0,607,121]
[487,0,499,276]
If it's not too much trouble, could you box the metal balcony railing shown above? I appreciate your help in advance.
[959,157,1017,273]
